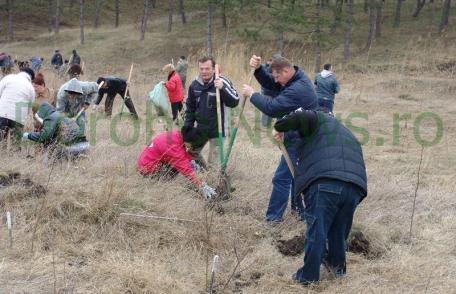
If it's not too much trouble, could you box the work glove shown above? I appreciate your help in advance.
[190,160,202,173]
[22,132,29,140]
[201,182,217,200]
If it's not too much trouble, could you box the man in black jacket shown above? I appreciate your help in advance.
[274,108,367,285]
[94,76,138,119]
[184,56,239,166]
[51,50,63,69]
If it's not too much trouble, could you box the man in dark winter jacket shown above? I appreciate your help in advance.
[184,56,239,166]
[70,49,81,65]
[241,55,317,222]
[314,64,340,114]
[51,50,63,69]
[274,108,367,285]
[260,57,280,129]
[95,76,138,119]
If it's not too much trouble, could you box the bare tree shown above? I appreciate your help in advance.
[179,0,186,24]
[439,0,451,33]
[7,0,13,42]
[140,0,150,40]
[115,0,120,28]
[393,0,404,28]
[55,0,60,34]
[221,0,227,29]
[314,5,322,73]
[343,0,354,63]
[80,0,85,44]
[94,0,103,28]
[207,1,214,56]
[330,0,343,34]
[48,0,53,33]
[168,0,173,32]
[412,0,426,17]
[375,0,382,38]
[364,1,376,52]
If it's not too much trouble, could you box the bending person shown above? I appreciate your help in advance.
[95,76,139,119]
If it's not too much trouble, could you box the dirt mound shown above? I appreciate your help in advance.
[0,171,46,206]
[347,229,371,256]
[276,235,305,256]
[436,61,456,72]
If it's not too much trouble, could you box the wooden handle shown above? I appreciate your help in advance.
[278,141,295,178]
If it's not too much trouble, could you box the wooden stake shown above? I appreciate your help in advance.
[6,211,12,248]
[120,212,199,223]
[209,255,220,293]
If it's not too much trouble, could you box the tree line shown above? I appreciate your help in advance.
[0,0,452,69]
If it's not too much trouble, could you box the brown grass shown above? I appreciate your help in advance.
[1,19,456,294]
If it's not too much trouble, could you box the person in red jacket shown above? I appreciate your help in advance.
[137,126,217,200]
[163,63,184,125]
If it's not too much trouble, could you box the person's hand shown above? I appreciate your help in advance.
[214,78,223,90]
[272,129,284,142]
[190,160,202,173]
[201,182,217,200]
[249,55,262,70]
[22,132,29,140]
[241,85,254,98]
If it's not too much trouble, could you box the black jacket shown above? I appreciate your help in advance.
[184,75,239,139]
[275,109,367,201]
[51,53,63,66]
[95,76,128,105]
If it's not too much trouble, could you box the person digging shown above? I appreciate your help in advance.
[137,125,217,200]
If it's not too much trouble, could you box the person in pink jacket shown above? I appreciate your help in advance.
[163,63,184,125]
[137,126,217,200]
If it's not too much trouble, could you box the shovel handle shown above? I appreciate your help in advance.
[215,64,225,166]
[278,141,295,178]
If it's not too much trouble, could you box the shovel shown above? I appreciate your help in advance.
[119,63,134,120]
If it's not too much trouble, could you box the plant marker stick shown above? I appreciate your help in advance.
[209,255,220,293]
[6,211,12,248]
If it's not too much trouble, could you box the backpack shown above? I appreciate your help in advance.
[58,117,82,145]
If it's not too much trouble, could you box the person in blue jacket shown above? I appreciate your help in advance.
[274,108,367,285]
[314,63,340,114]
[241,55,318,222]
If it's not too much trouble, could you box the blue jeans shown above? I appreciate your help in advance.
[294,179,363,283]
[265,144,304,222]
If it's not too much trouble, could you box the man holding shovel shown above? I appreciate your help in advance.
[94,76,139,120]
[241,55,317,223]
[184,56,239,168]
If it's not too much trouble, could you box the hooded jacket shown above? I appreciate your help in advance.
[164,71,184,103]
[51,52,63,66]
[27,103,84,145]
[56,78,98,117]
[137,130,201,186]
[314,70,340,112]
[0,72,36,125]
[185,74,239,139]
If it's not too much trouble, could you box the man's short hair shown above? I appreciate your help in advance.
[269,56,293,72]
[20,67,35,81]
[180,56,186,60]
[324,63,332,70]
[198,56,215,68]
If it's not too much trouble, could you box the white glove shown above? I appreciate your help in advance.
[201,182,217,200]
[22,132,29,140]
[190,160,202,173]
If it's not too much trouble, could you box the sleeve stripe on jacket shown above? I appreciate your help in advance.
[220,76,239,100]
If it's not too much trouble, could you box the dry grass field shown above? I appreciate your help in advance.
[1,5,456,293]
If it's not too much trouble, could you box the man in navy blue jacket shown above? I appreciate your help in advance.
[241,55,318,222]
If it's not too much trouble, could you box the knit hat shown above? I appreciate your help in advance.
[162,63,175,74]
[181,126,208,150]
[20,67,35,81]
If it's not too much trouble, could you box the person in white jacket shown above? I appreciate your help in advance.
[0,67,36,143]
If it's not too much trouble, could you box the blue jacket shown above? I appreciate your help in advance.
[314,71,340,112]
[250,64,317,145]
[275,110,367,200]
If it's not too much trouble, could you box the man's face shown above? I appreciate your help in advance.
[271,68,291,86]
[67,91,79,100]
[33,83,45,95]
[198,60,214,83]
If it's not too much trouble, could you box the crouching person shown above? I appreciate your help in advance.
[137,126,217,200]
[274,109,367,285]
[23,102,89,160]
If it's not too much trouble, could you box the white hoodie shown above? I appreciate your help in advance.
[0,72,36,125]
[320,69,333,78]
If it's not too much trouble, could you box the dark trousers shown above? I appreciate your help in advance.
[105,90,138,118]
[0,117,23,144]
[171,101,183,121]
[294,179,363,283]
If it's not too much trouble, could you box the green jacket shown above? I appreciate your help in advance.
[28,103,84,145]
